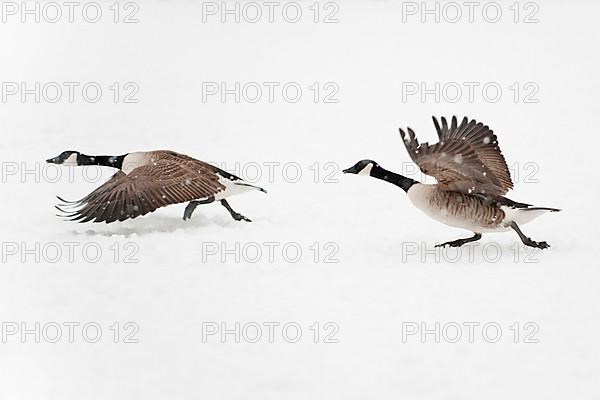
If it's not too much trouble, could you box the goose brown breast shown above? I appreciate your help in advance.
[429,189,505,227]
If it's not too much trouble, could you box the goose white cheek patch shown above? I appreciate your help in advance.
[62,153,79,166]
[358,164,373,176]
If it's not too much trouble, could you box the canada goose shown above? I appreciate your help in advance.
[344,116,560,249]
[46,150,266,223]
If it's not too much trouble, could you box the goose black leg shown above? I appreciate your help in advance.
[510,222,550,249]
[183,196,215,221]
[435,233,482,248]
[220,199,251,222]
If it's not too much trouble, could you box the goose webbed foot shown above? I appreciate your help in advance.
[510,222,550,249]
[435,233,482,248]
[522,239,550,249]
[230,212,252,222]
[220,199,251,222]
[183,197,215,221]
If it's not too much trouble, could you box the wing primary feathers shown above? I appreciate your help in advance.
[433,116,442,139]
[441,117,448,136]
[56,195,78,205]
[55,205,79,218]
[407,127,417,144]
[399,128,408,142]
[402,116,514,197]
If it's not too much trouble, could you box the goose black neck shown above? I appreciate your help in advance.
[371,165,416,192]
[78,154,125,169]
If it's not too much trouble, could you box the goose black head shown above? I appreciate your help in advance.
[46,151,81,166]
[343,159,379,176]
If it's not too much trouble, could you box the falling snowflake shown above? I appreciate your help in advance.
[483,137,491,144]
[454,154,463,164]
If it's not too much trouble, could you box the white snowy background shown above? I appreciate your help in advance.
[1,1,599,399]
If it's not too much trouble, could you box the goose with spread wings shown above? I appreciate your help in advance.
[343,116,560,249]
[47,150,266,223]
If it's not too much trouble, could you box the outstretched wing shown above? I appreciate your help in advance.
[399,116,513,196]
[57,154,226,223]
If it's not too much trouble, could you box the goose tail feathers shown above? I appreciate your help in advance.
[234,182,267,194]
[521,207,561,212]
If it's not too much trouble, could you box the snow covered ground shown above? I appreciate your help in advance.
[1,0,599,398]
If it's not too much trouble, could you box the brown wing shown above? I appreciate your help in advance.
[57,152,226,223]
[399,116,513,196]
